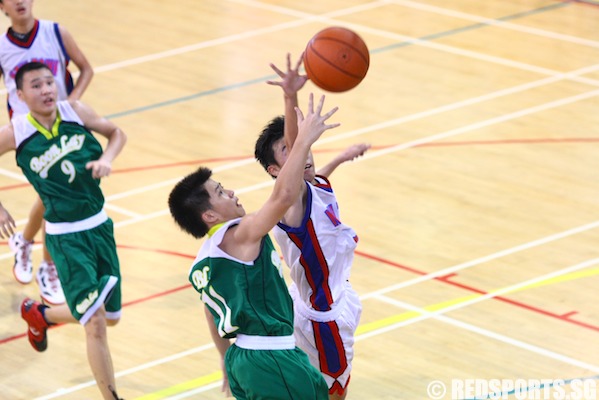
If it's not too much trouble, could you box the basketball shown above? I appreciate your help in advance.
[303,27,370,93]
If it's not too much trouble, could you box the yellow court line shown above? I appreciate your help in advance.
[134,371,222,400]
[134,267,599,399]
[357,267,599,335]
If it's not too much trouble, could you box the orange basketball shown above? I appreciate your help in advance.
[304,27,370,93]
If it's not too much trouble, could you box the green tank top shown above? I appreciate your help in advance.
[14,106,104,223]
[189,219,294,339]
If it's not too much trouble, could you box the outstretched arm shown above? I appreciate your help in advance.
[268,53,307,150]
[70,100,127,179]
[59,25,94,101]
[317,143,371,178]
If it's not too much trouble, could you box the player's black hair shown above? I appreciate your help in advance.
[15,61,51,90]
[168,167,213,239]
[254,115,285,178]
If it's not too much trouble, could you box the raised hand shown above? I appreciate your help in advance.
[267,53,308,97]
[338,143,371,162]
[294,93,340,145]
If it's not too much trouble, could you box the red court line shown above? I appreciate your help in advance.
[2,244,597,346]
[1,137,597,192]
[111,155,252,174]
[355,250,599,332]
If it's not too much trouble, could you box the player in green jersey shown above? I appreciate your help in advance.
[168,94,338,399]
[0,61,126,400]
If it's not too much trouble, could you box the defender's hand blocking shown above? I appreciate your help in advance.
[295,94,340,145]
[267,53,308,97]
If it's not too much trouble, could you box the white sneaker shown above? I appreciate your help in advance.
[36,261,65,305]
[9,232,33,284]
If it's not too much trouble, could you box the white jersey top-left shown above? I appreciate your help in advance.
[0,19,72,118]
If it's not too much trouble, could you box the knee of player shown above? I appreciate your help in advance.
[106,317,120,327]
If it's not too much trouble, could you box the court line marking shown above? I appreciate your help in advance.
[157,263,599,399]
[358,267,599,335]
[230,0,599,88]
[33,257,599,399]
[371,289,599,372]
[4,68,593,204]
[0,0,389,97]
[4,65,599,394]
[0,3,596,396]
[3,0,596,107]
[388,0,599,49]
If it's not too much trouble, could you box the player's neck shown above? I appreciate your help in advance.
[30,109,58,131]
[10,17,35,35]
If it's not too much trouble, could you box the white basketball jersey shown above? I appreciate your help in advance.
[0,20,72,117]
[273,176,358,312]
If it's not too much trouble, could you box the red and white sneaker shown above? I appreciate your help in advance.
[21,298,49,352]
[36,261,65,305]
[9,232,33,284]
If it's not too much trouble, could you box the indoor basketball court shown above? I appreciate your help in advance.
[0,0,598,399]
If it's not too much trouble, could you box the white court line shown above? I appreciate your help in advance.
[372,289,599,373]
[360,258,599,341]
[3,72,598,209]
[388,0,599,49]
[360,87,599,160]
[361,220,599,300]
[34,344,216,400]
[103,203,142,218]
[4,2,597,397]
[48,82,599,202]
[230,0,599,87]
[34,256,599,400]
[0,1,388,95]
[3,0,598,100]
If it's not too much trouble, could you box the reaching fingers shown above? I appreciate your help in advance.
[314,94,326,116]
[294,52,304,71]
[307,93,315,114]
[322,105,339,120]
[294,106,305,124]
[269,63,285,78]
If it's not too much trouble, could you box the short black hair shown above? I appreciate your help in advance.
[15,61,51,90]
[254,115,285,177]
[168,167,213,239]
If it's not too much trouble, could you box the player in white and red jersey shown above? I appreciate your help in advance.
[0,0,93,305]
[255,53,370,399]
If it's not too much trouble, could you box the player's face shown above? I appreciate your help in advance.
[271,138,316,182]
[0,0,33,21]
[204,179,245,221]
[17,68,57,115]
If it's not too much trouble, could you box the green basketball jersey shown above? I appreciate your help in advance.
[13,101,104,223]
[189,218,294,339]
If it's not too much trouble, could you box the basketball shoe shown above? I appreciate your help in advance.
[36,261,65,305]
[21,298,49,352]
[9,232,33,284]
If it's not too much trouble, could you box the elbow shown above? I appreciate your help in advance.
[119,129,128,145]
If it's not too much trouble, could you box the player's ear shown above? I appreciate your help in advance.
[201,209,218,224]
[266,164,280,179]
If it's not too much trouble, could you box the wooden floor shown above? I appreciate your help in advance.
[1,0,599,399]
